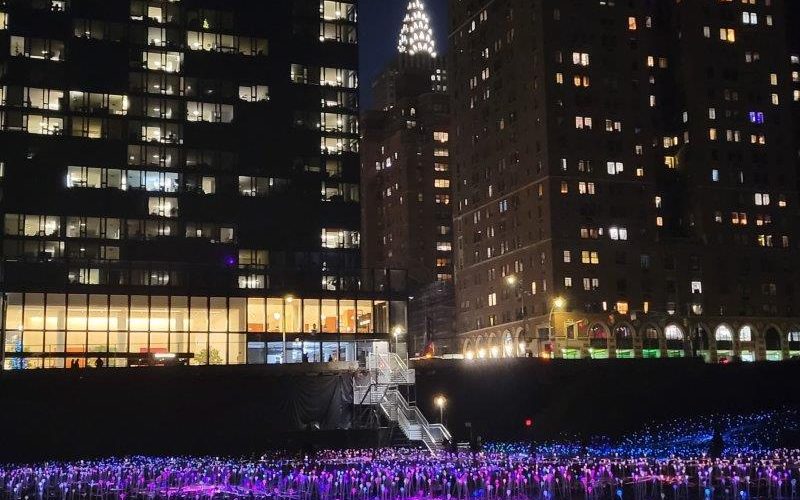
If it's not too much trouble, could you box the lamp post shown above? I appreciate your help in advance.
[279,294,296,364]
[434,394,447,424]
[392,325,404,354]
[548,296,566,352]
[504,275,526,357]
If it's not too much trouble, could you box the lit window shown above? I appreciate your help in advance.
[715,326,733,342]
[148,197,179,218]
[609,226,628,241]
[665,325,683,340]
[321,228,360,249]
[578,182,595,195]
[575,116,592,129]
[742,12,758,25]
[238,85,270,102]
[572,52,590,66]
[719,28,735,43]
[238,274,266,289]
[739,326,752,342]
[143,51,182,73]
[606,161,623,175]
[748,111,765,125]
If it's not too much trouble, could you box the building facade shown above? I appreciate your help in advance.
[449,0,800,361]
[361,0,453,354]
[790,1,800,206]
[0,0,408,370]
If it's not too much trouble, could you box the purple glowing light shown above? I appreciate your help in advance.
[2,448,800,500]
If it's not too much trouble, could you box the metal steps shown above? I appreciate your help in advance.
[354,352,451,452]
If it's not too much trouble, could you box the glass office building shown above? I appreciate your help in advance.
[0,0,406,370]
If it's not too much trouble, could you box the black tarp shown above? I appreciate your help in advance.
[0,366,355,461]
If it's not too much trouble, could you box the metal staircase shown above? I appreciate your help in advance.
[354,351,451,452]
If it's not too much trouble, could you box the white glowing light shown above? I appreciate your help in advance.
[397,0,437,58]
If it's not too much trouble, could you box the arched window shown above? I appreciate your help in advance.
[665,324,683,340]
[765,328,782,350]
[738,325,753,342]
[589,324,608,339]
[503,331,514,357]
[715,325,733,342]
[475,336,486,358]
[615,325,632,340]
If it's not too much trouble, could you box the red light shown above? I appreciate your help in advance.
[524,418,533,428]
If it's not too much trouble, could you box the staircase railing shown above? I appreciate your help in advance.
[354,350,451,452]
[376,387,452,451]
[367,352,415,385]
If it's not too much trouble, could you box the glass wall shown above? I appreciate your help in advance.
[2,293,399,369]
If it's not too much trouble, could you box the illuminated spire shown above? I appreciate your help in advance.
[397,0,437,58]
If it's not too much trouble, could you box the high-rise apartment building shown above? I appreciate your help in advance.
[789,2,800,202]
[361,0,453,353]
[450,0,800,361]
[0,0,409,370]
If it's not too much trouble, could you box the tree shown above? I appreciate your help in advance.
[195,347,223,365]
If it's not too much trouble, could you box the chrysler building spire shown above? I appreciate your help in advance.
[397,0,437,58]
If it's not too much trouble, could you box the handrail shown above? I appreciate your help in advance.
[357,353,451,452]
[385,388,452,449]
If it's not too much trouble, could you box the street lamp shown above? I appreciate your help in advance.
[548,296,566,343]
[392,325,404,353]
[505,275,528,357]
[434,394,447,424]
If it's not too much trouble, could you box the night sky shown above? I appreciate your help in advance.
[359,0,448,108]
